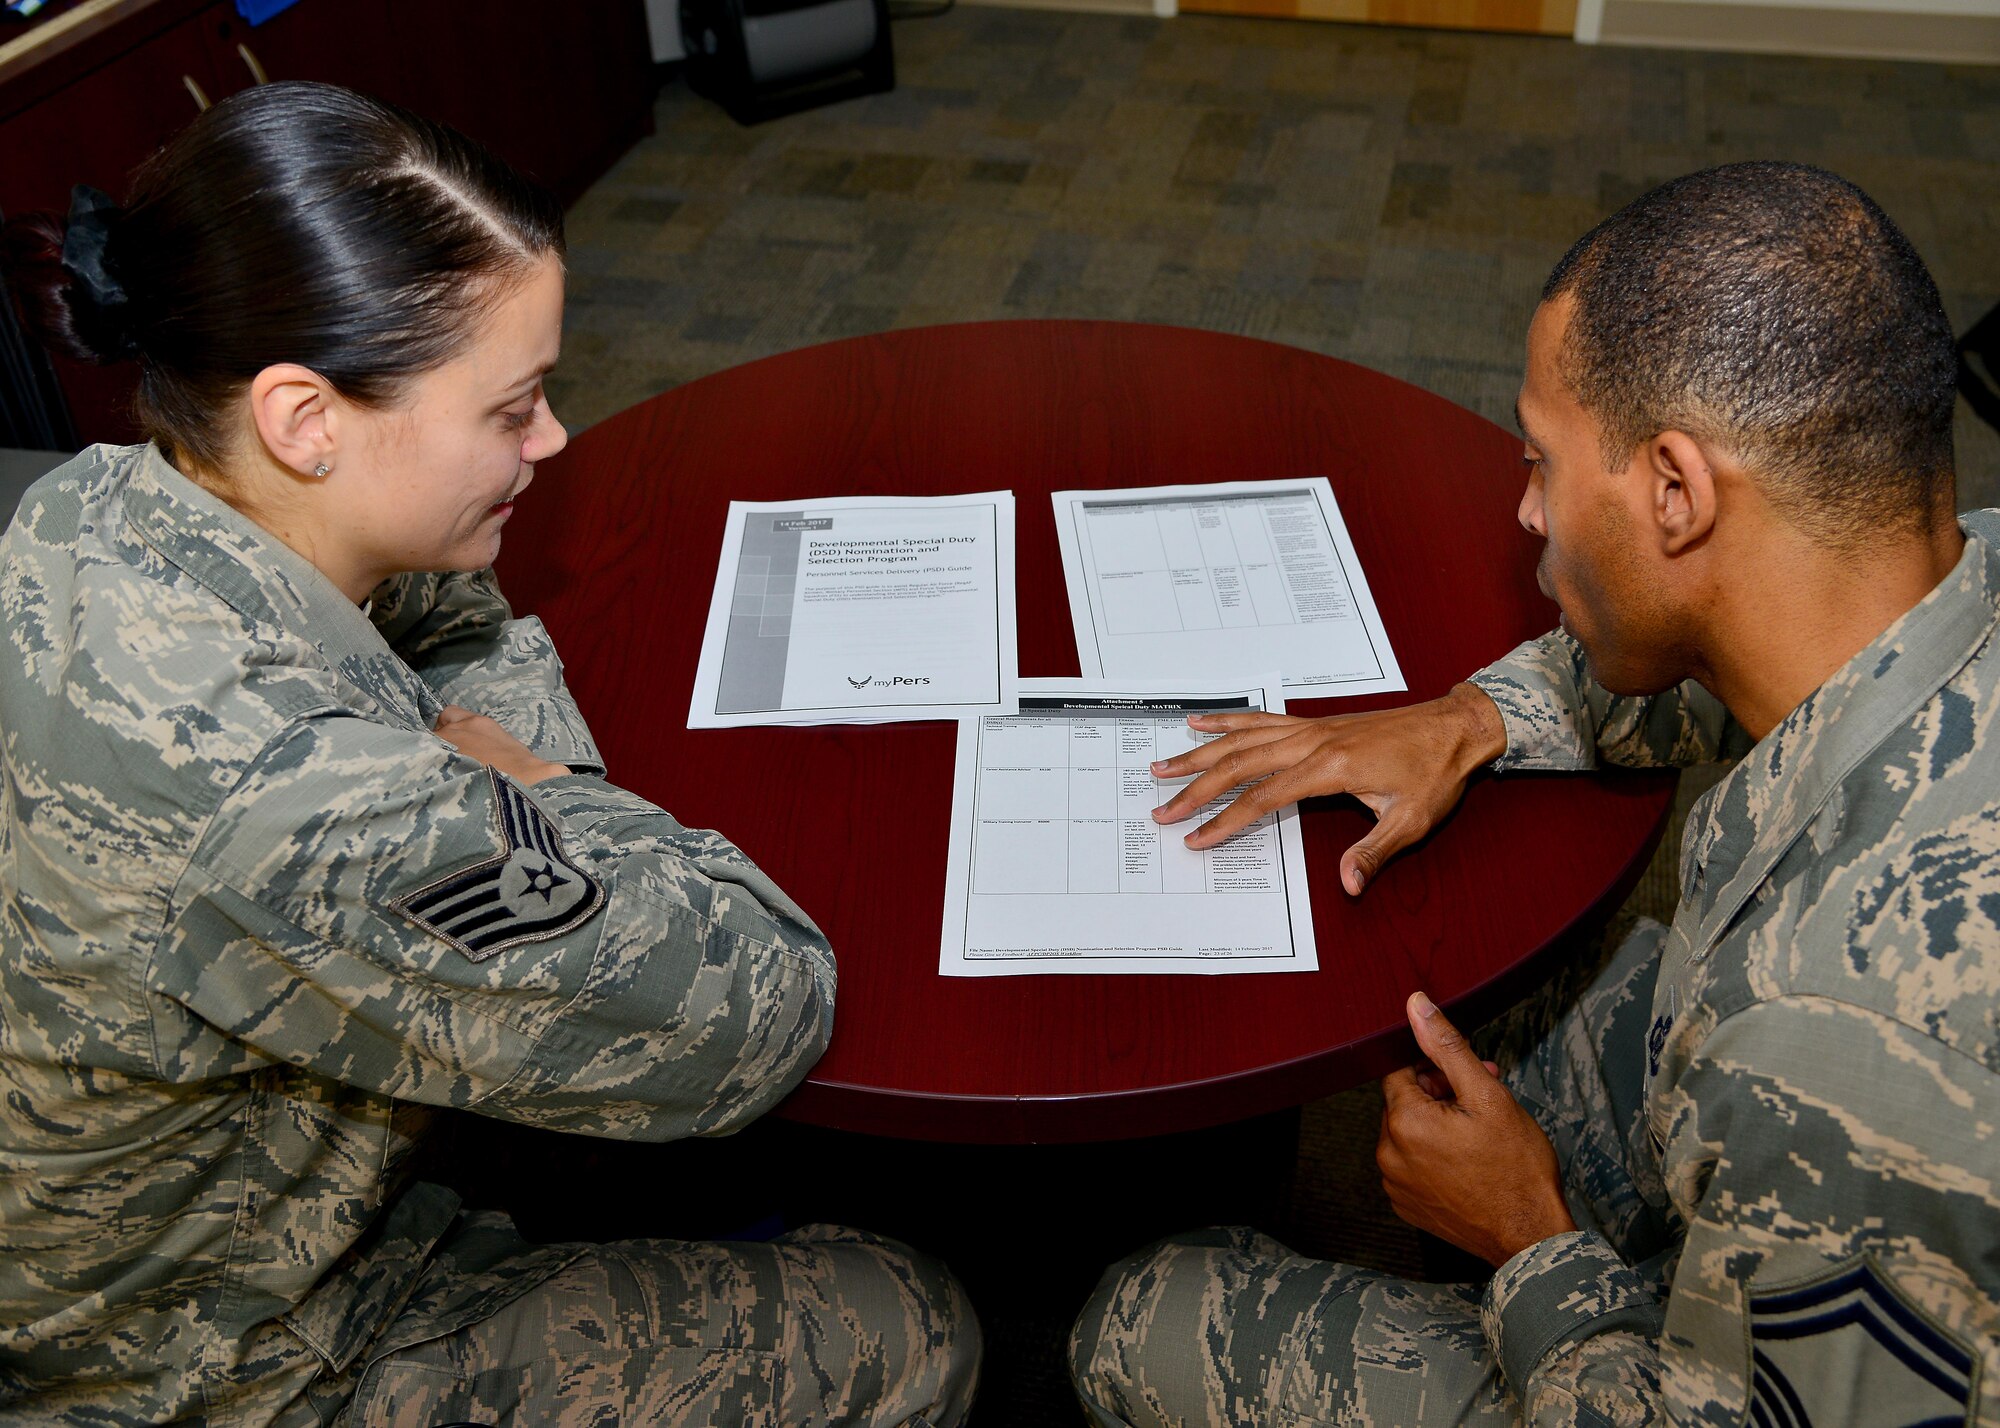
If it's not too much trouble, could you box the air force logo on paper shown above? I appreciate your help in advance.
[390,769,605,962]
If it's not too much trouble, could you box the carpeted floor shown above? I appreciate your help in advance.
[547,8,2000,508]
[501,15,2000,1422]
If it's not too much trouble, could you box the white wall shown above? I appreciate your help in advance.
[646,0,687,63]
[1577,0,2000,59]
[1607,0,1997,15]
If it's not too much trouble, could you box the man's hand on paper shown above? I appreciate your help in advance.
[435,705,572,786]
[1148,683,1507,894]
[1377,991,1576,1267]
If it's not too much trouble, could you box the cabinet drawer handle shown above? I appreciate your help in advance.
[236,43,269,84]
[183,74,212,111]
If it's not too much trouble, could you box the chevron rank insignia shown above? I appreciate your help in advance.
[1749,1258,1972,1428]
[390,769,605,962]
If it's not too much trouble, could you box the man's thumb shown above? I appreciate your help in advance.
[1407,991,1492,1098]
[1341,811,1418,895]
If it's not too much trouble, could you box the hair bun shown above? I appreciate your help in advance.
[59,185,139,361]
[0,185,140,366]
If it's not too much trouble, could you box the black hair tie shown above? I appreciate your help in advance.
[61,184,140,360]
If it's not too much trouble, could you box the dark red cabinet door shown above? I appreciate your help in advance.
[369,0,655,203]
[0,11,226,445]
[2,0,653,445]
[198,0,402,105]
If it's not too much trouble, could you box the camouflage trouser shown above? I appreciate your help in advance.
[336,1223,982,1427]
[1069,918,1673,1428]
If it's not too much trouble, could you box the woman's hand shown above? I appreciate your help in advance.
[434,704,571,785]
[1148,683,1509,894]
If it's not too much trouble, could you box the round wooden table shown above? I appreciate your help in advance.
[499,320,1674,1144]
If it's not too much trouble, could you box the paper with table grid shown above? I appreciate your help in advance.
[1052,478,1405,699]
[939,678,1318,976]
[688,493,1018,727]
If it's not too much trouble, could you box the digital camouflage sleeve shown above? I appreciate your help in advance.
[1468,628,1754,773]
[370,567,607,775]
[1464,513,2000,1428]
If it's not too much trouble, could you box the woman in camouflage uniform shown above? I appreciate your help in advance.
[0,81,978,1427]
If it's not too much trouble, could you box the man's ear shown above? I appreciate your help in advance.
[248,364,336,481]
[1645,430,1716,556]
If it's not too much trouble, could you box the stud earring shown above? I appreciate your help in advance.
[312,463,330,478]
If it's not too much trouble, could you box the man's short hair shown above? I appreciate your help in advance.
[1544,162,1958,540]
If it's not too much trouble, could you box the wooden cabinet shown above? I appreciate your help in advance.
[0,10,217,220]
[0,7,220,442]
[0,0,654,445]
[196,1,402,106]
[384,2,655,199]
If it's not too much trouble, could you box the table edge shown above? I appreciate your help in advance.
[774,773,1673,1143]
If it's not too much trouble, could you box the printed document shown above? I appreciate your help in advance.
[1052,479,1405,698]
[690,493,1018,727]
[940,678,1318,976]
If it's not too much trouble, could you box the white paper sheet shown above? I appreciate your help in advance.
[690,493,1019,727]
[939,678,1318,976]
[1051,479,1406,699]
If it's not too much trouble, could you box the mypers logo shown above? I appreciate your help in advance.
[846,673,932,689]
[847,674,872,689]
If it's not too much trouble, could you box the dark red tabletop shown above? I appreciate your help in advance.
[498,320,1673,1144]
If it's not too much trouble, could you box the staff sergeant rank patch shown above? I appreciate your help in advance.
[390,769,605,962]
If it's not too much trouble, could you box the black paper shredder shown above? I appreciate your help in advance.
[681,0,895,125]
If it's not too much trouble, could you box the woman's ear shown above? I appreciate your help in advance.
[247,363,336,481]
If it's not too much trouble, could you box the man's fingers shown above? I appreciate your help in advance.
[1186,711,1301,734]
[1406,992,1497,1102]
[1415,1062,1495,1100]
[1180,764,1318,848]
[1380,1066,1424,1111]
[1150,721,1302,783]
[1151,729,1321,825]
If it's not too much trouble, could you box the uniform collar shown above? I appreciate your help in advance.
[1684,515,1999,954]
[124,444,443,730]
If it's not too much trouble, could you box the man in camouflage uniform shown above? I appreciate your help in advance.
[0,442,979,1424]
[1072,164,1998,1425]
